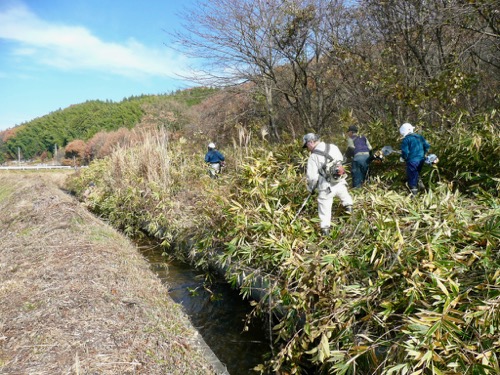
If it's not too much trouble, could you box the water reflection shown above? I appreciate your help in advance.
[138,241,270,375]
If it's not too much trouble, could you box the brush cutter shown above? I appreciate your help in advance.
[381,146,438,165]
[291,192,312,224]
[424,154,439,165]
[291,180,319,224]
[381,145,401,156]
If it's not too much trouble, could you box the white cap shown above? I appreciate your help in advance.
[399,123,414,137]
[208,142,216,149]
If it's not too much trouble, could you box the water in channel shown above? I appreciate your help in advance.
[137,239,271,375]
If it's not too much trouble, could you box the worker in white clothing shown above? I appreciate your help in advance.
[302,133,353,236]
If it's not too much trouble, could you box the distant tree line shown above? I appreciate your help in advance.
[1,0,498,160]
[0,87,217,163]
[0,100,143,161]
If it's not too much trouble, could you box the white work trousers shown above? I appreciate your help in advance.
[317,181,353,229]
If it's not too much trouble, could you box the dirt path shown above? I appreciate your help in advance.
[0,171,221,374]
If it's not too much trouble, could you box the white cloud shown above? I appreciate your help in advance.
[0,3,189,79]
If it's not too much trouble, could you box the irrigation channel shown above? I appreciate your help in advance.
[136,238,271,375]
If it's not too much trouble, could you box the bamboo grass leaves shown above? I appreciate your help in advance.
[195,144,500,373]
[69,126,500,374]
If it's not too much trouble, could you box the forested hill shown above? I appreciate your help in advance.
[0,88,216,163]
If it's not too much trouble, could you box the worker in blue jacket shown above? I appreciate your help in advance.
[399,123,430,195]
[205,142,225,178]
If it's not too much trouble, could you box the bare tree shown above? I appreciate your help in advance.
[172,0,498,138]
[453,0,499,69]
[172,0,359,137]
[268,0,353,133]
[356,0,499,126]
[172,0,284,139]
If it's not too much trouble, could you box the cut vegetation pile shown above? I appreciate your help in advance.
[0,171,218,374]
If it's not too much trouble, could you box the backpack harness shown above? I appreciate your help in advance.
[312,144,344,184]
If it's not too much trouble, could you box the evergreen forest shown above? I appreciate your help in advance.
[0,88,216,164]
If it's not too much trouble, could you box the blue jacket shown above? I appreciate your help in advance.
[401,133,430,163]
[205,149,225,163]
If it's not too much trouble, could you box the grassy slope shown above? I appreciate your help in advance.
[0,171,219,374]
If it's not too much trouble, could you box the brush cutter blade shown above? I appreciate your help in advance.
[381,146,394,156]
[425,154,439,165]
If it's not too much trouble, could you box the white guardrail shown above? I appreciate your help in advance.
[0,165,79,170]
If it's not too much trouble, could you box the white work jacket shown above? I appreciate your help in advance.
[306,142,345,193]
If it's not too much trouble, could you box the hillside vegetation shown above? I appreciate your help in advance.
[0,88,217,164]
[66,117,499,374]
[6,0,500,373]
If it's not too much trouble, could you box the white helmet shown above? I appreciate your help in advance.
[208,142,216,149]
[399,123,414,137]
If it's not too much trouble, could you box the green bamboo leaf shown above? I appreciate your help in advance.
[318,333,330,363]
[434,276,450,297]
[386,363,409,375]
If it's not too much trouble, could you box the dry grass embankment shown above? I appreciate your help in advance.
[0,171,221,374]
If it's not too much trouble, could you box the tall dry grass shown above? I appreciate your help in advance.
[67,126,232,246]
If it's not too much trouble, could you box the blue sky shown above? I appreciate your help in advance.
[0,0,199,131]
